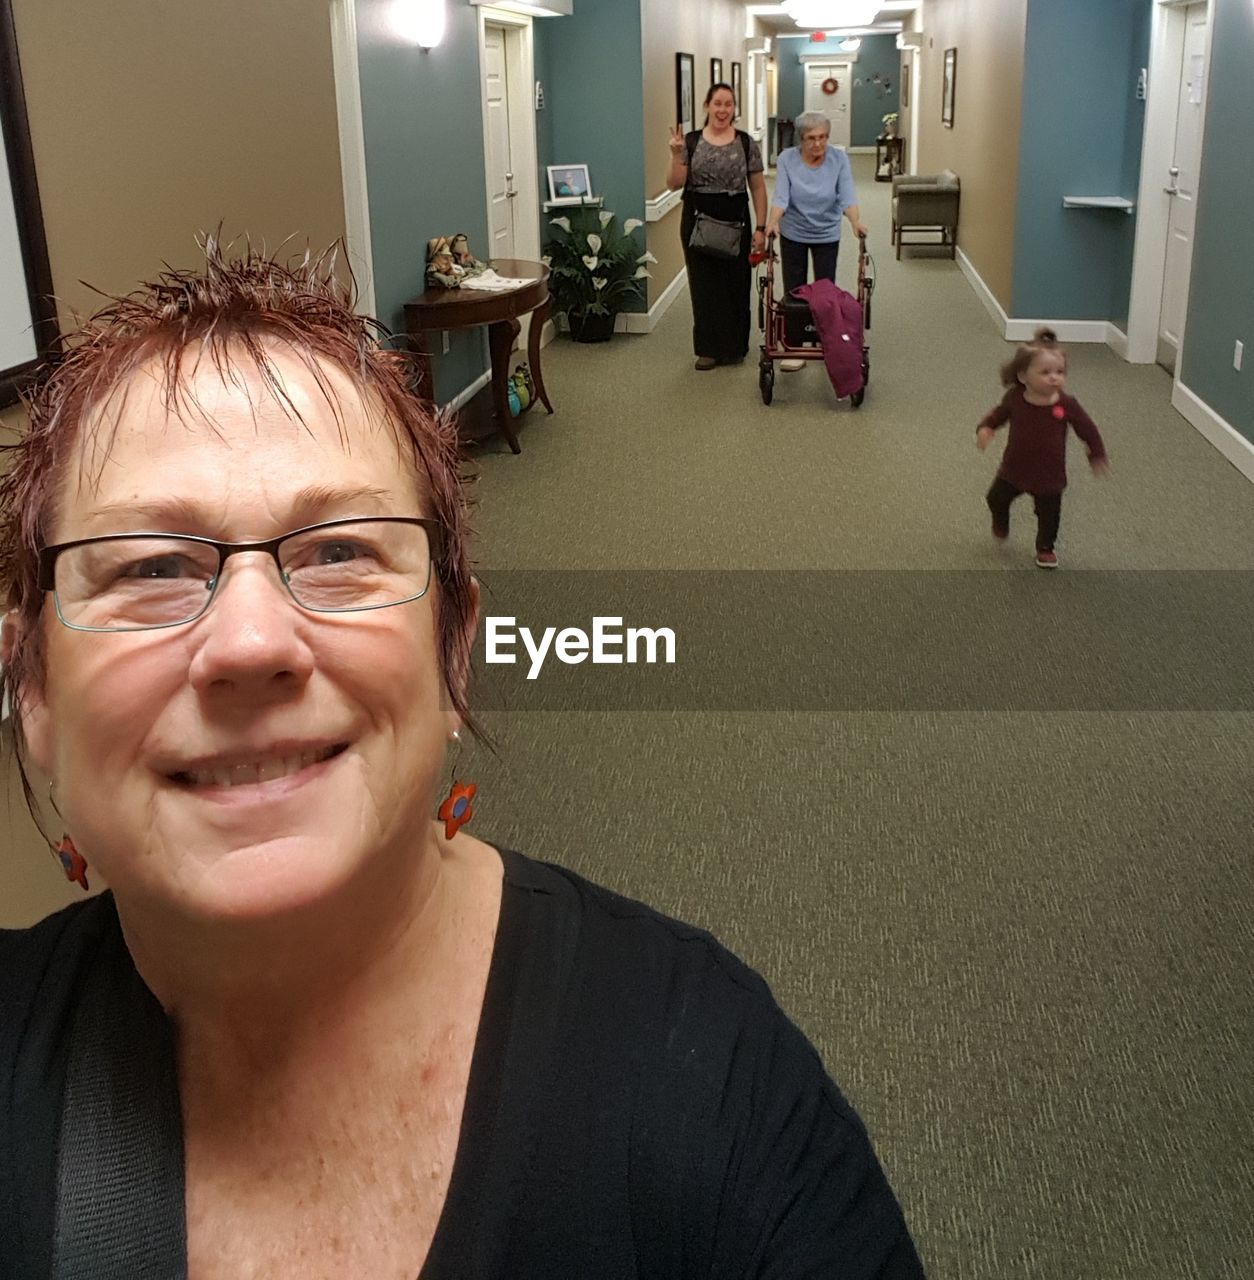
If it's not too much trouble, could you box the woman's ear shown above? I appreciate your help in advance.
[2,613,54,774]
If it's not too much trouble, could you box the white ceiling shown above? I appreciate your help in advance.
[747,3,920,38]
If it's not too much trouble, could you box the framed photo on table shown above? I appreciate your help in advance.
[942,47,957,128]
[676,52,695,134]
[731,61,742,117]
[710,57,723,90]
[546,164,593,205]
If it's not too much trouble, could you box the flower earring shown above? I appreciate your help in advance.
[437,726,477,839]
[48,784,90,891]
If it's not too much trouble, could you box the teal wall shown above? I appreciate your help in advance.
[355,0,489,400]
[776,37,805,122]
[773,35,897,146]
[533,0,646,311]
[1179,0,1254,442]
[850,35,900,147]
[1011,0,1148,322]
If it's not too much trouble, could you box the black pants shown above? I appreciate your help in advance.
[681,191,751,362]
[780,235,840,295]
[986,477,1062,551]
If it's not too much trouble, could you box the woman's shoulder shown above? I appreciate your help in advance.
[501,848,772,1002]
[0,895,120,1003]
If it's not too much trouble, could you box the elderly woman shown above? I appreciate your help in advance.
[765,111,869,371]
[667,82,768,370]
[0,247,923,1276]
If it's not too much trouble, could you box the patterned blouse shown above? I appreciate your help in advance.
[688,132,765,195]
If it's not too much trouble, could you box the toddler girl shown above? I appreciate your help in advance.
[976,327,1108,568]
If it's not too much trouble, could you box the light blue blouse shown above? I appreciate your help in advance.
[770,146,857,243]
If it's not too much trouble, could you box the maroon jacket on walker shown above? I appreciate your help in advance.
[793,278,864,398]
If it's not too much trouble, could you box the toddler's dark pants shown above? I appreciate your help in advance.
[986,477,1062,551]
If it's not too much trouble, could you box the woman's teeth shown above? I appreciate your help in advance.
[181,746,339,788]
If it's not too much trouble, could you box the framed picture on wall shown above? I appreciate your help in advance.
[942,47,957,128]
[731,61,742,117]
[546,164,593,205]
[901,61,910,110]
[676,52,695,133]
[711,57,723,90]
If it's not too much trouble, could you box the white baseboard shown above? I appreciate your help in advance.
[442,368,491,414]
[956,248,1134,355]
[956,246,1009,333]
[1172,380,1254,485]
[618,267,688,334]
[848,145,876,154]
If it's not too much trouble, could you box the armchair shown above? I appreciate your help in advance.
[891,170,960,260]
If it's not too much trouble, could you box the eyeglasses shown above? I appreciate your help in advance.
[38,516,444,633]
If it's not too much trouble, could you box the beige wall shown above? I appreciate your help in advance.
[11,0,347,329]
[2,0,348,926]
[640,0,764,302]
[914,0,1026,310]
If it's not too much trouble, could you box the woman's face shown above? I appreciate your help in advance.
[801,128,830,161]
[21,347,464,923]
[707,89,735,129]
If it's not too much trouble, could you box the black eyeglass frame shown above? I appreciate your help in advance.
[37,516,446,633]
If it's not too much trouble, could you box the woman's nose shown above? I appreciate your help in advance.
[187,556,315,696]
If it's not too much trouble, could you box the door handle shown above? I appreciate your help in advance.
[505,171,517,199]
[1163,186,1179,196]
[1168,166,1180,176]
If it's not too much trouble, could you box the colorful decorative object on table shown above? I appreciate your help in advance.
[425,234,487,289]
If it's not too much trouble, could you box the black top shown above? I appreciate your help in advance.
[0,848,924,1278]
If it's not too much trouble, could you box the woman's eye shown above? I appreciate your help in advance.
[313,540,370,566]
[121,555,200,580]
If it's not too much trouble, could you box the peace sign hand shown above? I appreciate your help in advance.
[669,125,686,157]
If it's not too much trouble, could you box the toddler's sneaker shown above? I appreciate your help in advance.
[781,358,806,372]
[991,517,1009,541]
[1035,549,1058,569]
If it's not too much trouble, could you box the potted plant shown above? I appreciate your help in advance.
[881,111,899,138]
[543,207,654,343]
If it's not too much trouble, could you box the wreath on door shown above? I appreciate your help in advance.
[821,76,840,95]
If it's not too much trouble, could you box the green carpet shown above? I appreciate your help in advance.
[461,158,1254,1277]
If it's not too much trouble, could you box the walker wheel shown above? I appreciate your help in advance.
[759,358,774,405]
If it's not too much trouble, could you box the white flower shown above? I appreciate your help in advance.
[550,216,572,233]
[582,255,600,270]
[540,255,552,268]
[637,251,658,264]
[592,278,608,290]
[623,218,644,233]
[599,211,613,227]
[634,266,652,278]
[586,233,602,254]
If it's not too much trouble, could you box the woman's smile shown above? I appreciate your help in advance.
[168,742,348,792]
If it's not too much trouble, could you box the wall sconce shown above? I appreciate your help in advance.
[390,0,445,50]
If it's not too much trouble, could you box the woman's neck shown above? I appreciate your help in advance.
[1022,387,1061,406]
[120,825,497,1054]
[705,123,735,141]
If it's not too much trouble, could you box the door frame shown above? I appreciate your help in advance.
[328,0,376,317]
[476,6,540,263]
[1125,0,1214,365]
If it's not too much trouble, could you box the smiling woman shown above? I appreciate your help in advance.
[0,243,923,1277]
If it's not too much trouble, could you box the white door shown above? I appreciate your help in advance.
[1157,3,1208,372]
[803,62,851,148]
[483,24,516,260]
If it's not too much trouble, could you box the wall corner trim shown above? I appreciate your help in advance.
[618,267,688,333]
[956,247,1010,335]
[645,188,683,222]
[441,369,493,415]
[1171,381,1254,487]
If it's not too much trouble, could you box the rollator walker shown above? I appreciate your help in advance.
[755,232,874,408]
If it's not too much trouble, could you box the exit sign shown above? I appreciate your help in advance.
[810,31,827,41]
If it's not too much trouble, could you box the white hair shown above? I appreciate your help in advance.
[795,112,831,139]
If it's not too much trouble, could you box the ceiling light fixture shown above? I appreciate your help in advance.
[783,2,879,29]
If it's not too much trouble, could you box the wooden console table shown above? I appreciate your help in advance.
[403,259,554,454]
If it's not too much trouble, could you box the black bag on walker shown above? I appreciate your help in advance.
[782,296,819,347]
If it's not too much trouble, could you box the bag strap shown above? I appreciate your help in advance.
[685,129,754,192]
[53,926,186,1278]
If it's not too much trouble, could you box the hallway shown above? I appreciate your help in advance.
[461,158,1254,1277]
